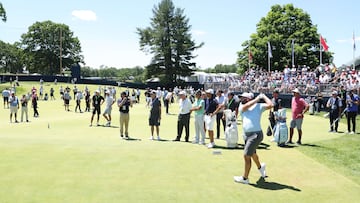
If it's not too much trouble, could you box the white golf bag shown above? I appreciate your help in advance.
[223,109,239,148]
[273,108,288,146]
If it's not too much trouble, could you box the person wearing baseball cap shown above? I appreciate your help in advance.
[326,90,342,133]
[288,88,309,145]
[90,89,105,126]
[149,89,161,140]
[190,90,206,145]
[267,89,282,136]
[234,92,273,184]
[345,88,360,134]
[9,91,19,123]
[103,89,115,127]
[204,88,220,148]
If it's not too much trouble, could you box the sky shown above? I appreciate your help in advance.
[0,0,359,69]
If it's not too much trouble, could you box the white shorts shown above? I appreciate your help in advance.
[204,115,216,131]
[103,107,112,115]
[10,106,18,114]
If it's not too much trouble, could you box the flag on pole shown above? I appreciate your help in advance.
[353,31,356,51]
[320,35,329,51]
[268,41,273,58]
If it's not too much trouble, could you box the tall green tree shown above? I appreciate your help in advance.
[137,0,203,85]
[20,20,83,75]
[0,41,24,73]
[0,2,6,22]
[237,4,332,73]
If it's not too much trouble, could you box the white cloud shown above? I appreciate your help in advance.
[192,30,207,36]
[72,10,97,21]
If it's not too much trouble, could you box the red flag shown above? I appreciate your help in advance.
[320,35,329,51]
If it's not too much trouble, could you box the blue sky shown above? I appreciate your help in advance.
[0,0,359,69]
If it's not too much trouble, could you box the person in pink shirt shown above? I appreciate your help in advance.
[287,88,309,145]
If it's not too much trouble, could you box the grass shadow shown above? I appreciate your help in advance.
[250,177,301,191]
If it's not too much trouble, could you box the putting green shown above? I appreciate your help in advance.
[0,82,359,202]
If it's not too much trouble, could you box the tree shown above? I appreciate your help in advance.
[0,41,24,73]
[0,2,6,22]
[20,20,83,75]
[137,0,203,85]
[237,4,332,73]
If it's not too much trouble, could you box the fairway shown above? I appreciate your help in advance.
[1,82,359,203]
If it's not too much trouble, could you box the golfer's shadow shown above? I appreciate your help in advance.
[250,177,301,191]
[123,137,142,141]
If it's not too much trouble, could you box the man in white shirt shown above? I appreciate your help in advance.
[103,90,115,127]
[173,91,192,142]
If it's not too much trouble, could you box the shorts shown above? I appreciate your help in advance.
[64,99,69,105]
[10,106,18,114]
[204,115,216,131]
[3,97,8,103]
[149,114,160,126]
[103,107,112,115]
[244,131,263,156]
[290,118,303,130]
[93,106,101,115]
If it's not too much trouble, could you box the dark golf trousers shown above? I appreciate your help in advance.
[347,111,357,132]
[176,113,190,141]
[216,112,225,139]
[329,110,339,131]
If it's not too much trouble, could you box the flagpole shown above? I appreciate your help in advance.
[267,41,271,73]
[319,36,322,65]
[291,39,295,67]
[353,31,356,69]
[248,46,251,71]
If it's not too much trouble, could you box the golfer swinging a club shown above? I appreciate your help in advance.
[234,92,273,184]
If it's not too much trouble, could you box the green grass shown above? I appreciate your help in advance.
[0,81,360,202]
[298,135,360,184]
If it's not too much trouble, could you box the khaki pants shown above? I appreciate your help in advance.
[21,106,28,122]
[120,112,129,136]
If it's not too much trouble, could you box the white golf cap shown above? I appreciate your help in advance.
[292,88,301,94]
[240,92,253,99]
[332,91,338,95]
[205,89,214,94]
[95,90,100,93]
[178,91,186,96]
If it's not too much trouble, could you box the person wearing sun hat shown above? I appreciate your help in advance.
[287,88,309,145]
[234,92,273,184]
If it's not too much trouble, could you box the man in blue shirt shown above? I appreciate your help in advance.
[9,92,19,123]
[345,89,359,134]
[234,92,273,184]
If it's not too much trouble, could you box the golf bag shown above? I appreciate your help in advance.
[223,109,238,148]
[273,109,288,146]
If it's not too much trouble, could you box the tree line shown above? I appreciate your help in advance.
[0,1,333,84]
